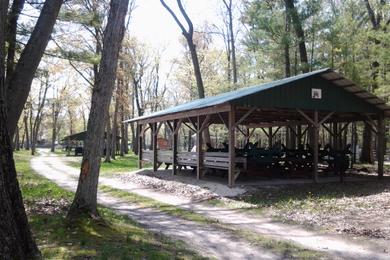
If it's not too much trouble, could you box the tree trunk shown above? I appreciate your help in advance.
[360,0,384,163]
[285,0,309,73]
[351,122,358,164]
[112,90,120,159]
[68,0,129,218]
[105,113,112,163]
[361,122,373,163]
[6,0,25,83]
[31,78,49,156]
[6,0,63,138]
[0,106,41,259]
[187,40,205,98]
[20,128,25,149]
[120,103,127,156]
[13,125,20,150]
[51,104,58,152]
[0,1,40,256]
[223,0,237,84]
[23,113,30,150]
[68,110,74,135]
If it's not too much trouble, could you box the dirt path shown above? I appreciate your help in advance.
[32,149,390,259]
[30,149,277,259]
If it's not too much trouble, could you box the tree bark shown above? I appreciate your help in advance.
[51,102,59,152]
[111,87,120,159]
[7,0,63,138]
[13,125,20,151]
[285,0,309,73]
[68,0,129,218]
[223,0,237,84]
[361,122,374,163]
[30,77,49,156]
[360,0,385,162]
[6,0,25,83]
[160,0,205,98]
[23,112,30,150]
[0,0,40,256]
[105,112,112,163]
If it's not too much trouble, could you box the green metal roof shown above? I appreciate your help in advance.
[124,68,390,123]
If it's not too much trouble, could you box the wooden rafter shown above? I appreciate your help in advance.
[200,114,211,133]
[271,126,282,138]
[174,119,183,135]
[319,111,335,125]
[297,109,315,126]
[235,107,257,127]
[260,127,269,137]
[322,123,335,137]
[218,112,228,128]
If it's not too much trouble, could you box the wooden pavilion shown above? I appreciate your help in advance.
[124,68,389,187]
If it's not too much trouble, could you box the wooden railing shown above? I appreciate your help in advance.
[157,150,173,163]
[141,149,246,170]
[177,152,198,166]
[142,149,153,162]
[203,152,247,170]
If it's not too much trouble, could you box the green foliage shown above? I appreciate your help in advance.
[241,0,389,102]
[66,153,146,174]
[14,150,202,259]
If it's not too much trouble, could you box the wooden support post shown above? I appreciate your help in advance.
[196,116,203,180]
[137,123,143,169]
[268,127,273,148]
[313,110,319,183]
[229,105,236,187]
[152,123,158,172]
[245,128,250,144]
[172,120,178,175]
[332,122,338,150]
[377,115,385,179]
[297,125,302,146]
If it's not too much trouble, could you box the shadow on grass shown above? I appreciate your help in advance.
[29,208,202,259]
[14,150,203,259]
[236,179,390,209]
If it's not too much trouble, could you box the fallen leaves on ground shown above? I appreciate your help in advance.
[25,198,71,215]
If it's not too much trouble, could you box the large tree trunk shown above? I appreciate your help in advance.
[223,0,237,84]
[187,40,205,98]
[0,1,40,256]
[67,0,129,218]
[160,0,206,98]
[285,0,309,73]
[6,0,25,82]
[6,0,63,138]
[360,0,384,163]
[0,105,41,259]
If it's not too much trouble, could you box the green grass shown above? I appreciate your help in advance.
[99,185,217,225]
[14,150,203,259]
[16,150,327,258]
[100,185,327,259]
[100,153,144,173]
[207,180,390,220]
[64,152,150,174]
[52,149,69,156]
